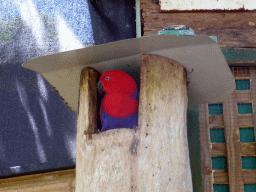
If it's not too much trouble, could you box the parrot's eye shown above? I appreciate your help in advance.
[105,76,110,81]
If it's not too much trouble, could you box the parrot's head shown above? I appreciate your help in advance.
[97,70,137,95]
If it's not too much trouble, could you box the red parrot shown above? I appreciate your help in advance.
[97,70,139,132]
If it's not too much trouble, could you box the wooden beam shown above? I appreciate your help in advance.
[250,67,256,143]
[137,54,192,191]
[159,0,256,11]
[223,93,244,192]
[141,0,256,47]
[211,143,227,157]
[235,90,252,103]
[241,142,256,156]
[198,28,256,48]
[213,170,229,185]
[199,103,213,192]
[209,115,224,128]
[238,114,254,127]
[243,170,256,184]
[211,142,256,157]
[0,169,75,192]
[212,169,256,185]
[227,61,256,66]
[206,169,256,185]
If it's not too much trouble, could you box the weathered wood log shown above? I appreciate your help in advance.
[75,55,192,191]
[76,129,136,192]
[137,54,192,191]
[76,67,99,191]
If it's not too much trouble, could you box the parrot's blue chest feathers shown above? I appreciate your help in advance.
[101,110,138,132]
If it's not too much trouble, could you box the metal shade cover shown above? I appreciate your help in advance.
[22,35,235,112]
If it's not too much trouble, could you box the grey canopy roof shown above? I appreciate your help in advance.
[23,35,235,112]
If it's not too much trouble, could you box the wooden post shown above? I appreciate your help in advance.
[136,54,192,191]
[75,55,192,191]
[250,67,256,143]
[76,67,99,191]
[199,103,213,192]
[223,94,244,192]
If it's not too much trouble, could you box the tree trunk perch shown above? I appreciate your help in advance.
[137,54,192,191]
[75,55,193,191]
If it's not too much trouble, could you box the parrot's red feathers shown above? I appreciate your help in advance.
[100,70,137,95]
[99,70,139,131]
[103,93,138,118]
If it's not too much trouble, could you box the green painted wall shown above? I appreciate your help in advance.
[187,104,202,192]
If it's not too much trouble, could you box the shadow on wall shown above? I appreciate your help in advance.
[0,0,135,177]
[0,64,78,177]
[0,0,87,177]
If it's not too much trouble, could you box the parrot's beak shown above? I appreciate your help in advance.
[97,80,105,94]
